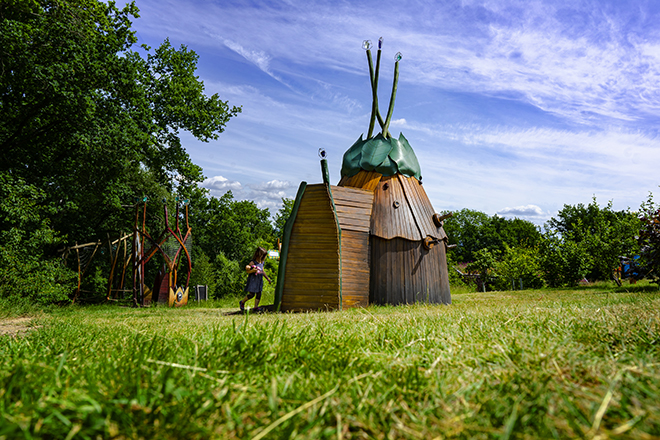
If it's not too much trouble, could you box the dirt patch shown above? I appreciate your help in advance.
[0,317,41,338]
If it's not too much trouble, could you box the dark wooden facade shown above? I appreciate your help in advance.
[370,237,450,305]
[340,170,451,305]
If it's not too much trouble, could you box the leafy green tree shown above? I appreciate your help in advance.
[0,0,240,243]
[545,198,640,281]
[538,231,592,287]
[488,216,542,250]
[198,192,275,264]
[493,246,544,291]
[465,248,498,291]
[274,198,294,239]
[443,209,541,262]
[1,0,240,302]
[0,173,75,304]
[443,209,492,262]
[188,253,217,293]
[638,193,660,283]
[445,251,467,287]
[213,252,245,298]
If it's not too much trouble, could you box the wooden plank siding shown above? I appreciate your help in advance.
[398,174,447,241]
[369,236,451,305]
[281,184,341,312]
[338,170,382,192]
[370,175,421,241]
[331,185,373,309]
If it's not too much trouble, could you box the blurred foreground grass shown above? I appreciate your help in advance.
[0,283,659,439]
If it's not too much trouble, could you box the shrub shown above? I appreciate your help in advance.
[493,246,544,291]
[465,248,498,291]
[638,194,660,283]
[0,173,76,305]
[213,252,245,298]
[189,252,218,294]
[538,232,592,287]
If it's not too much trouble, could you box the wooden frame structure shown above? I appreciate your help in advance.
[132,197,192,307]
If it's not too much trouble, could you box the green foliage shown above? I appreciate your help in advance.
[465,248,498,290]
[192,191,275,264]
[443,209,541,262]
[0,173,76,304]
[538,232,592,287]
[188,252,217,294]
[273,198,294,239]
[493,246,544,291]
[445,251,467,287]
[638,193,660,283]
[213,252,245,298]
[0,0,240,303]
[546,197,640,281]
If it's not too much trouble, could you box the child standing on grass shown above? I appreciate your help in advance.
[239,247,267,311]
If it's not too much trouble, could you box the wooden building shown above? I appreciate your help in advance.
[339,170,451,305]
[275,177,374,311]
[273,39,452,311]
[274,152,451,311]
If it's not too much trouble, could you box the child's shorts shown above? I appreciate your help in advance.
[246,291,262,300]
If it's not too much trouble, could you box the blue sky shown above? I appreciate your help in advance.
[123,0,660,224]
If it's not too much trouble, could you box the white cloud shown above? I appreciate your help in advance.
[199,177,294,211]
[248,180,294,210]
[129,0,660,220]
[222,39,272,74]
[497,205,546,218]
[251,180,292,191]
[201,175,242,197]
[133,0,660,125]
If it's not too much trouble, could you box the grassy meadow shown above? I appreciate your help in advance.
[1,283,659,439]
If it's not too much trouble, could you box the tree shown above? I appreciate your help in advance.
[545,198,640,281]
[443,209,541,262]
[0,0,240,302]
[638,193,660,283]
[274,198,294,239]
[0,0,240,242]
[443,209,492,262]
[203,192,275,263]
[494,245,544,291]
[0,174,75,304]
[538,231,592,287]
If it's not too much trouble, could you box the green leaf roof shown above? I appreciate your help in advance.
[341,133,421,180]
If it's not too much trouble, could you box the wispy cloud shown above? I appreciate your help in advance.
[497,205,546,218]
[132,0,660,124]
[200,176,293,211]
[128,0,660,222]
[222,39,274,77]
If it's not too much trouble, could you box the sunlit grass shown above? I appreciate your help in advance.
[1,285,658,439]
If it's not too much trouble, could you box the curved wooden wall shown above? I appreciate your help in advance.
[370,236,451,305]
[340,170,451,306]
[281,184,341,311]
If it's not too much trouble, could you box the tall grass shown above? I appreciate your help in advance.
[0,285,658,439]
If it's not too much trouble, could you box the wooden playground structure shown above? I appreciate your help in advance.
[273,38,453,311]
[60,197,192,307]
